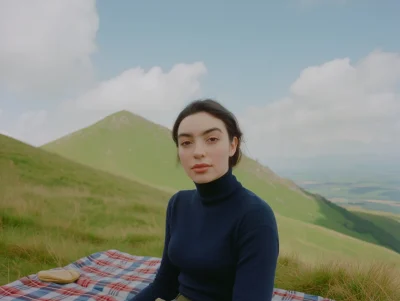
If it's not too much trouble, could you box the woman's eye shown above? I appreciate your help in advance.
[208,137,219,143]
[180,141,191,146]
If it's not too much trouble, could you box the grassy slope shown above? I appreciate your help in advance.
[0,134,169,284]
[347,206,400,222]
[302,190,400,253]
[42,110,400,254]
[1,135,400,300]
[346,206,400,237]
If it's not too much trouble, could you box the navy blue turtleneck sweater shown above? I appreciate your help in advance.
[131,169,279,301]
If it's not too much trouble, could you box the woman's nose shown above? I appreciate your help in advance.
[193,142,206,158]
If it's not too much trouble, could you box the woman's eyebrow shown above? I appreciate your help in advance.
[178,127,222,138]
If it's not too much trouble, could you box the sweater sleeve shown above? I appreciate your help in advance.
[232,207,279,301]
[130,194,180,301]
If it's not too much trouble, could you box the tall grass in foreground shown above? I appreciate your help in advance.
[276,253,400,301]
[2,207,399,301]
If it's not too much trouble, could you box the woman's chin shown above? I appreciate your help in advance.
[190,170,215,184]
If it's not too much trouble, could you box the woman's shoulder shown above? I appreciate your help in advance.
[166,189,196,209]
[237,187,278,232]
[239,187,275,211]
[168,189,196,201]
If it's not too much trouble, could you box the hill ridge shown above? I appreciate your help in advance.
[43,110,300,188]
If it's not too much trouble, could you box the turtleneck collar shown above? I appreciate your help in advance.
[194,168,242,204]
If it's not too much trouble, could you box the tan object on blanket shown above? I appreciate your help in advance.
[38,269,80,284]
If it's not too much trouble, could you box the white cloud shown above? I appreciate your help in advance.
[4,62,207,146]
[69,62,207,126]
[0,0,98,99]
[239,50,400,161]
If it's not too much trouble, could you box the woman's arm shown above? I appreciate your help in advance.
[232,206,279,301]
[130,194,180,301]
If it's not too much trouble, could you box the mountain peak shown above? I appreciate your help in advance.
[97,109,160,130]
[106,109,139,120]
[110,109,135,116]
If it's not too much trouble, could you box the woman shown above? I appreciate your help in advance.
[131,99,279,301]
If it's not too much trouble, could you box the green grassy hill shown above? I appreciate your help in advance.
[301,190,400,254]
[0,134,170,285]
[41,110,400,254]
[2,134,400,300]
[347,206,400,223]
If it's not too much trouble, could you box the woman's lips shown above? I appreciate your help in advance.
[192,163,211,173]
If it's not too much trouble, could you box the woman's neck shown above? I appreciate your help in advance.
[194,168,242,204]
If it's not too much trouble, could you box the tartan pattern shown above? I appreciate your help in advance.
[0,249,335,301]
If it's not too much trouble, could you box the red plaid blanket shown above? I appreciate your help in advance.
[0,249,335,301]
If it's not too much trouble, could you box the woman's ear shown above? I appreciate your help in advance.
[229,137,238,157]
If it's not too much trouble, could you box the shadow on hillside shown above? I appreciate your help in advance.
[300,188,400,254]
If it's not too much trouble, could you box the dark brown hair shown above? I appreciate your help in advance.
[172,99,243,168]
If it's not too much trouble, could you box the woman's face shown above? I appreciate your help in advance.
[177,112,238,184]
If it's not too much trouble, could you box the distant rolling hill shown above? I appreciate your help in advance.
[1,134,400,287]
[41,110,400,255]
[277,164,400,214]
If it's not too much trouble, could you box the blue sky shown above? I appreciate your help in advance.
[0,0,399,164]
[94,0,400,110]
